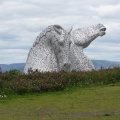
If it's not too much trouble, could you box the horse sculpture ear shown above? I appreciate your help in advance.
[53,27,62,35]
[68,26,73,34]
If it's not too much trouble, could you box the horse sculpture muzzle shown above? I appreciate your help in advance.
[54,27,72,72]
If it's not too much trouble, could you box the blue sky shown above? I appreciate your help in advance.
[0,0,120,64]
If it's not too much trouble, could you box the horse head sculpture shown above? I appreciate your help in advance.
[70,23,106,71]
[24,25,72,73]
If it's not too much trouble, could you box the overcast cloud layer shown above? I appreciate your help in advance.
[0,0,120,64]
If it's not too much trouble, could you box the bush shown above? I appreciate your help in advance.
[0,67,120,95]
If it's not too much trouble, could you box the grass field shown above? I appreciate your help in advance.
[0,84,120,120]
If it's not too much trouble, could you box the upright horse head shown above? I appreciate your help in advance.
[24,25,72,73]
[53,25,72,71]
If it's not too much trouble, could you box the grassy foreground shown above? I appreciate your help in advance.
[0,84,120,120]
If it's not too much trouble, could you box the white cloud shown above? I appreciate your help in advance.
[0,0,120,64]
[84,42,120,61]
[105,22,120,35]
[0,49,28,64]
[90,4,120,18]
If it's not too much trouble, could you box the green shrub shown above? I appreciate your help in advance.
[0,67,120,95]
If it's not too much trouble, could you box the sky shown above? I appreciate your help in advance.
[0,0,120,64]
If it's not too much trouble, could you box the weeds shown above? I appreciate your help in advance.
[0,92,7,99]
[0,67,120,95]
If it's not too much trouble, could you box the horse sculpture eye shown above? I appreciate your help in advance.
[58,40,64,45]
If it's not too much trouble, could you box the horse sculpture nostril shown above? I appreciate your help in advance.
[104,28,106,31]
[63,63,71,69]
[62,62,71,72]
[64,63,67,66]
[100,27,106,31]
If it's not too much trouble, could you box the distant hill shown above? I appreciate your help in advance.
[0,60,120,72]
[92,60,120,70]
[0,63,25,72]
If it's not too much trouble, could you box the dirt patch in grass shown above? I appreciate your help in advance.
[0,110,8,114]
[58,110,120,117]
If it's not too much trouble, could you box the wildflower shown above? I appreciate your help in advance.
[4,95,7,98]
